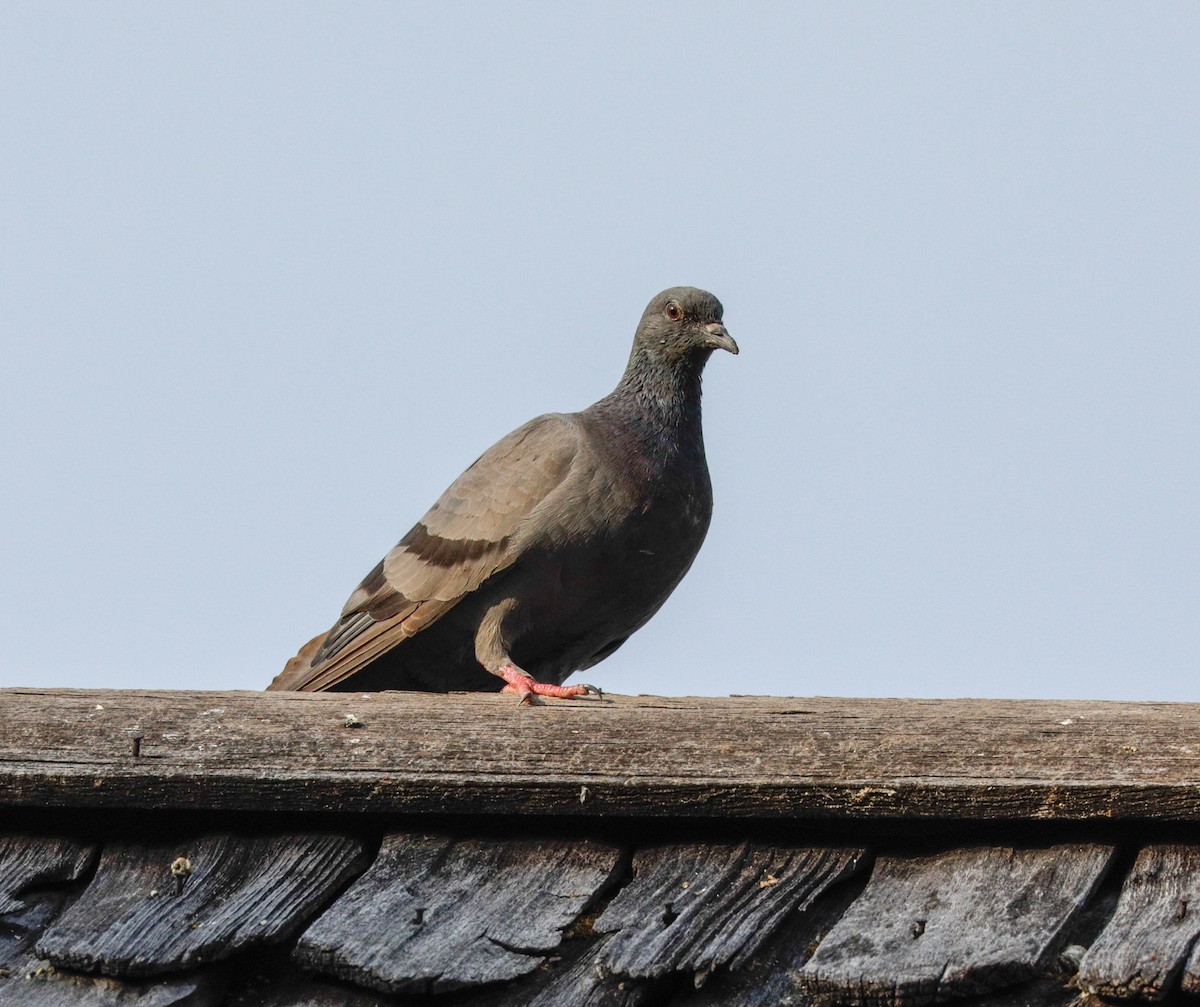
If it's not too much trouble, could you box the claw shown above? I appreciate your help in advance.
[497,666,601,701]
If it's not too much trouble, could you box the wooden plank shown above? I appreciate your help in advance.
[34,833,366,977]
[295,833,621,994]
[3,689,1200,822]
[594,842,865,978]
[799,844,1114,1006]
[1079,845,1200,1000]
[0,837,95,915]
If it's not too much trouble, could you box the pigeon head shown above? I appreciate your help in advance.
[635,287,739,363]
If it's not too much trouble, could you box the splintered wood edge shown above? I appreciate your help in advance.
[1,688,1200,821]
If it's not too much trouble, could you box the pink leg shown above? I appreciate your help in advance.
[497,665,602,703]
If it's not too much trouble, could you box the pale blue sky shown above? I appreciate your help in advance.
[3,3,1197,699]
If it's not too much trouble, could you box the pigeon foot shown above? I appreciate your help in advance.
[497,665,602,703]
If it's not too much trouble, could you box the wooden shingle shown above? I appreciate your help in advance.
[799,844,1114,1006]
[595,841,864,978]
[1080,845,1200,1000]
[0,837,95,915]
[35,833,367,977]
[295,833,621,994]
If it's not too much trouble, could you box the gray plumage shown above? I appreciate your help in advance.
[269,286,737,697]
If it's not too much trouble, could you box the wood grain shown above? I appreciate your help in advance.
[1080,845,1200,1000]
[3,689,1200,821]
[798,844,1114,1006]
[0,836,96,975]
[0,837,95,916]
[295,833,621,994]
[35,833,367,977]
[1181,920,1200,995]
[595,842,864,978]
[669,865,866,1007]
[523,936,651,1007]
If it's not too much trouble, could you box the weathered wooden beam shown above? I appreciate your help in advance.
[2,688,1200,822]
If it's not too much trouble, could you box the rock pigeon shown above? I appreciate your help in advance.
[269,286,737,701]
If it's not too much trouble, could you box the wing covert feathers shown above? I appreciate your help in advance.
[271,414,584,692]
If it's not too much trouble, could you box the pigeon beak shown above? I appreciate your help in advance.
[703,322,739,355]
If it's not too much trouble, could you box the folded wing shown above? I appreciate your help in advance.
[269,413,583,691]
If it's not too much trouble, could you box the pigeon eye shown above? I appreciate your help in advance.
[664,302,683,321]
